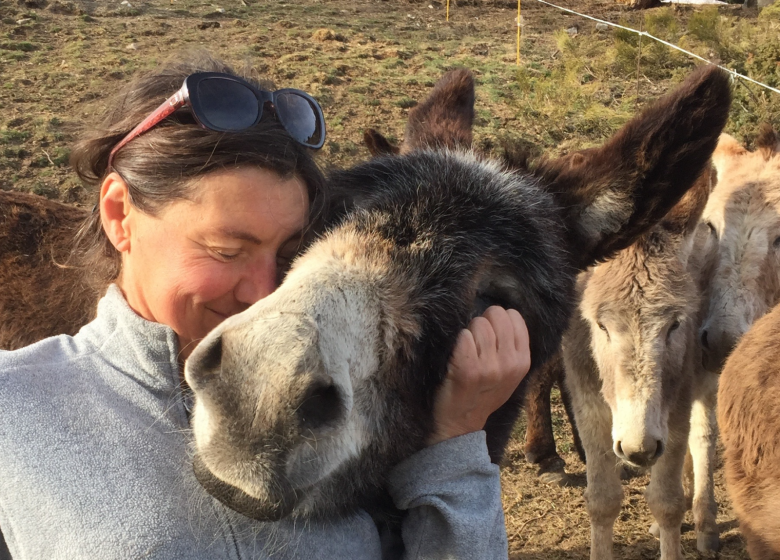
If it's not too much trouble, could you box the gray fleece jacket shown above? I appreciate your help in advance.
[0,286,508,560]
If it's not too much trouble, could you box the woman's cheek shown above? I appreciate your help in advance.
[187,260,243,302]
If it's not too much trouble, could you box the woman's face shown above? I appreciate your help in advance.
[115,166,309,359]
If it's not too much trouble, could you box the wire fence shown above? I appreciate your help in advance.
[509,0,780,96]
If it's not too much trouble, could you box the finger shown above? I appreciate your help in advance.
[482,306,514,352]
[506,308,529,354]
[450,327,478,368]
[468,316,496,358]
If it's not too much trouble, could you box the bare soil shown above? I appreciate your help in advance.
[1,0,773,557]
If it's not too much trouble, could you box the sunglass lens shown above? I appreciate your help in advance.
[197,78,258,131]
[275,92,324,147]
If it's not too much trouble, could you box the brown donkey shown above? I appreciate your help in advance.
[562,164,721,559]
[718,301,780,559]
[0,190,95,350]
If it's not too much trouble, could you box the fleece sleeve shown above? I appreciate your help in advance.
[387,430,508,560]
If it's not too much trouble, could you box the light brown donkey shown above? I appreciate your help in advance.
[710,126,780,559]
[699,125,780,372]
[563,167,720,560]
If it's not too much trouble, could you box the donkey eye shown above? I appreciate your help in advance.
[597,322,609,335]
[774,235,780,248]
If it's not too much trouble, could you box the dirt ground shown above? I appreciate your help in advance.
[2,0,776,557]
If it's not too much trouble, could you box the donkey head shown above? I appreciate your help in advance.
[699,125,780,372]
[578,166,713,468]
[184,66,730,521]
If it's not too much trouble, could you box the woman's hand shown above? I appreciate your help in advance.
[428,306,531,446]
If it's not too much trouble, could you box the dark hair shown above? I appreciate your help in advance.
[70,51,326,288]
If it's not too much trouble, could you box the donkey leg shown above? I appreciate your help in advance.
[688,373,719,555]
[580,403,622,560]
[523,353,566,474]
[559,374,586,464]
[584,438,622,559]
[646,434,688,560]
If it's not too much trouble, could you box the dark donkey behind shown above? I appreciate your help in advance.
[184,66,731,529]
[0,191,95,350]
[365,69,585,478]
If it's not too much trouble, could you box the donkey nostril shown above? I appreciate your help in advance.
[187,335,223,388]
[615,441,624,457]
[297,380,345,432]
[201,335,223,371]
[700,329,709,349]
[653,440,665,460]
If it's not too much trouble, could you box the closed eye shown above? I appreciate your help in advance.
[209,248,241,262]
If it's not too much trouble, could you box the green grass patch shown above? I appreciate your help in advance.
[0,41,38,52]
[0,130,31,145]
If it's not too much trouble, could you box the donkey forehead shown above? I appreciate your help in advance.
[707,160,780,220]
[585,250,694,307]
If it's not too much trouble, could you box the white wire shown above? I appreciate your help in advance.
[528,0,780,96]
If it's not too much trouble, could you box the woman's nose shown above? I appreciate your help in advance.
[234,258,279,305]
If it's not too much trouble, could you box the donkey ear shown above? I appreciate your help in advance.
[401,68,475,153]
[711,132,747,172]
[363,129,400,158]
[533,65,731,269]
[756,123,780,162]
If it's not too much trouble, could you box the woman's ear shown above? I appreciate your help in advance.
[100,172,133,253]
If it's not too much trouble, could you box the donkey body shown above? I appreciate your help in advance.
[184,66,730,524]
[718,301,780,559]
[0,190,95,350]
[562,168,720,560]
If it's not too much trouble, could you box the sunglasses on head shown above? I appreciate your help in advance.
[108,72,326,170]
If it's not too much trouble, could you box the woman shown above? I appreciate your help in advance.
[0,53,530,559]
